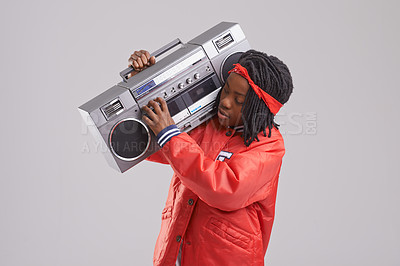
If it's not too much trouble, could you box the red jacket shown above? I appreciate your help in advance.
[146,116,285,265]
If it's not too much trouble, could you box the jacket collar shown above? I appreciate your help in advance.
[210,116,244,133]
[228,125,244,133]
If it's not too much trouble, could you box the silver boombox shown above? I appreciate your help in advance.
[79,22,251,172]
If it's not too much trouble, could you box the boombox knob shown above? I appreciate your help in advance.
[178,83,185,89]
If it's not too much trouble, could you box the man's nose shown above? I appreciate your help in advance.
[220,96,232,110]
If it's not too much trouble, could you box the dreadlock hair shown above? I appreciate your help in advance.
[214,49,293,147]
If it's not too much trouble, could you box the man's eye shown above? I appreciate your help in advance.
[236,100,244,105]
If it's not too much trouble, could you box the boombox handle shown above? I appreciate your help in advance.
[120,38,183,82]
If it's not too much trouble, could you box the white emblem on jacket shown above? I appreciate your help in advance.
[216,151,233,161]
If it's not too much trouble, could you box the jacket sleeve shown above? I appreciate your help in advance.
[145,122,207,165]
[160,132,285,211]
[145,149,169,164]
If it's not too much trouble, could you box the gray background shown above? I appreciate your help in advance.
[1,0,399,265]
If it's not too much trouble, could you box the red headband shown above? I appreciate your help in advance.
[228,63,283,115]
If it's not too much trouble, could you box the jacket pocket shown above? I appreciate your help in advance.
[205,217,253,251]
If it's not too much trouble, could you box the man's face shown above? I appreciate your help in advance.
[217,73,250,127]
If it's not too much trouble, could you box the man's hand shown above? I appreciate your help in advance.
[127,50,156,78]
[142,97,175,136]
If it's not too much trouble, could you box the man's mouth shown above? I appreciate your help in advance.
[218,107,229,119]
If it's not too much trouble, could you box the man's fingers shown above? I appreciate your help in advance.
[137,57,144,68]
[154,97,168,113]
[129,52,144,69]
[140,50,151,59]
[132,60,140,70]
[140,53,148,65]
[142,114,152,125]
[149,56,156,66]
[129,50,155,69]
[141,50,154,66]
[148,99,162,114]
[140,50,149,55]
[129,54,139,66]
[127,50,155,78]
[142,105,157,121]
[129,53,138,60]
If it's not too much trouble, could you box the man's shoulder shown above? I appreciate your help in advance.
[246,126,285,153]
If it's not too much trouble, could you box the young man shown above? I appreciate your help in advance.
[128,49,293,265]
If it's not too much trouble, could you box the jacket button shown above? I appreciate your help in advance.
[226,131,232,136]
[188,199,194,206]
[176,235,182,242]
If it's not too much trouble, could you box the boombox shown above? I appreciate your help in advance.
[79,22,251,173]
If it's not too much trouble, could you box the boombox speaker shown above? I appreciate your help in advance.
[79,22,251,173]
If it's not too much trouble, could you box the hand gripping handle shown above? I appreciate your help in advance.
[119,38,182,82]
